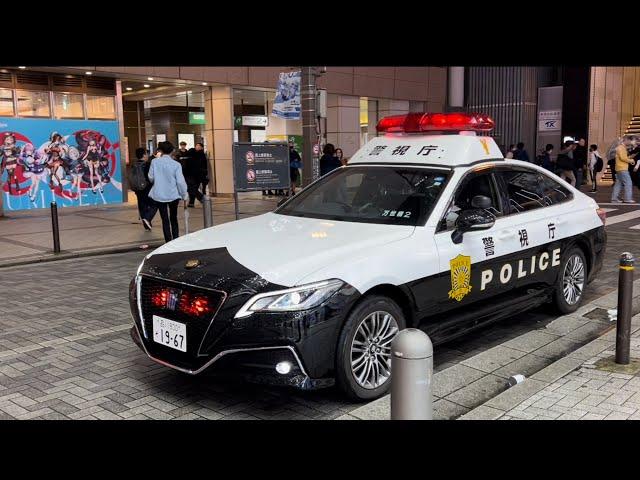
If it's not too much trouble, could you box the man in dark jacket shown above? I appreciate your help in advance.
[514,142,530,162]
[130,147,156,230]
[174,141,191,175]
[185,143,206,207]
[573,138,588,190]
[319,143,342,177]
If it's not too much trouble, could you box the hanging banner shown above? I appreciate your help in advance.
[272,71,301,120]
[0,118,122,211]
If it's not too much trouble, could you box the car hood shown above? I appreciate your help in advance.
[143,212,415,289]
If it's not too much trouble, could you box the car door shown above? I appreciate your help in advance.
[430,168,506,315]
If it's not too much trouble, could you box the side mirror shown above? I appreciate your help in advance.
[451,209,495,244]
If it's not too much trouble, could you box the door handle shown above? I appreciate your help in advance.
[498,230,516,240]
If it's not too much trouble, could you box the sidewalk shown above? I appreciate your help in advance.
[337,278,640,420]
[461,318,640,420]
[0,192,279,268]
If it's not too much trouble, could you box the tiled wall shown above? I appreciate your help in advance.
[68,66,448,105]
[589,66,640,151]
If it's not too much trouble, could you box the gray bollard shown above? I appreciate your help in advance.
[202,195,213,228]
[390,328,433,420]
[616,252,634,365]
[50,201,61,253]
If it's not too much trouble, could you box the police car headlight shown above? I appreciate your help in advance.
[234,279,344,318]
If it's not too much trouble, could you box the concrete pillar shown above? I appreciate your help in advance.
[209,86,234,195]
[326,94,361,158]
[448,66,465,110]
[203,87,216,194]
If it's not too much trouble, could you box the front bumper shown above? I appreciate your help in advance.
[129,274,359,389]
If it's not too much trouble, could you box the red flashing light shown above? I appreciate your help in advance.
[150,288,213,317]
[376,112,494,134]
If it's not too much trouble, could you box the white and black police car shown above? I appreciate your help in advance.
[129,112,606,401]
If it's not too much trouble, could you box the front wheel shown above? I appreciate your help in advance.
[553,247,587,314]
[336,295,406,401]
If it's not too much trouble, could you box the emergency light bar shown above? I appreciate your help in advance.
[376,112,494,134]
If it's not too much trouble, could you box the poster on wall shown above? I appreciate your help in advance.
[0,118,122,211]
[538,110,562,132]
[272,71,301,120]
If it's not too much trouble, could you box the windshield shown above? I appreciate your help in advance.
[276,166,449,226]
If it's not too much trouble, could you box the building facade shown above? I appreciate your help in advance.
[0,66,448,214]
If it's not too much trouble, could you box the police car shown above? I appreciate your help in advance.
[129,112,606,401]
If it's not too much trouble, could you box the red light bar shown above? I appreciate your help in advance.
[376,112,494,133]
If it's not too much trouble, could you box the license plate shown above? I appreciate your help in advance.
[152,315,187,352]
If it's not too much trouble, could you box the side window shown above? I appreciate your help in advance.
[499,170,548,214]
[439,172,500,231]
[540,173,573,205]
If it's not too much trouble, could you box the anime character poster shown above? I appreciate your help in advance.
[0,118,122,211]
[271,71,301,120]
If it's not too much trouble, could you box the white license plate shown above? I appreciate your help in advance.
[152,315,187,352]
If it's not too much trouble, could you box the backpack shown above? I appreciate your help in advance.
[594,155,604,173]
[129,161,148,191]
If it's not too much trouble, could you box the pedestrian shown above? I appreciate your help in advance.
[514,142,530,162]
[129,147,155,231]
[588,144,604,193]
[148,141,189,242]
[319,143,342,177]
[185,143,206,207]
[540,144,554,172]
[174,141,191,174]
[574,138,588,189]
[194,143,209,196]
[611,136,636,203]
[288,141,302,196]
[556,141,577,186]
[505,144,516,159]
[335,148,347,166]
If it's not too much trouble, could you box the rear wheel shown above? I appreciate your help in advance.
[553,247,587,314]
[336,295,406,401]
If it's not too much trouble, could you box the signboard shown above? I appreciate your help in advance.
[250,130,266,143]
[0,118,122,211]
[242,115,268,127]
[272,71,301,120]
[178,133,195,149]
[233,142,289,192]
[156,133,166,143]
[538,110,561,132]
[189,112,206,125]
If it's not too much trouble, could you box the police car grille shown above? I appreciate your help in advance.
[139,276,225,362]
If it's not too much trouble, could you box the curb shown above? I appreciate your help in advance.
[0,241,165,269]
[336,279,640,420]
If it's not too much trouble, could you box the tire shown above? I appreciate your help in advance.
[336,295,406,401]
[553,247,588,314]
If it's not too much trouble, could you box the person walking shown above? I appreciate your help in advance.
[174,141,191,173]
[148,141,189,242]
[513,142,530,162]
[574,138,588,190]
[505,144,516,159]
[611,136,636,203]
[319,143,342,177]
[129,147,155,230]
[193,143,209,196]
[540,144,554,172]
[556,141,577,186]
[588,144,604,193]
[288,141,302,196]
[185,143,206,207]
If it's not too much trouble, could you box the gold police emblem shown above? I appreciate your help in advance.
[185,259,200,269]
[448,254,472,301]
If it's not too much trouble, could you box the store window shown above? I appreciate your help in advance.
[0,88,14,116]
[86,95,116,120]
[16,89,50,117]
[53,92,84,119]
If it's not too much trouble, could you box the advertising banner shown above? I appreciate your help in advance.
[272,71,301,120]
[0,118,122,211]
[233,142,289,192]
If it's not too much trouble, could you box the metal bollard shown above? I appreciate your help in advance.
[616,252,634,365]
[390,328,433,420]
[50,201,61,253]
[202,195,213,228]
